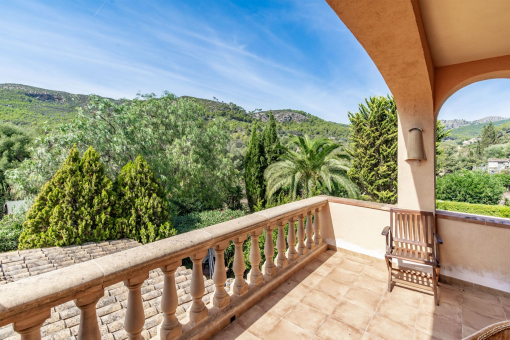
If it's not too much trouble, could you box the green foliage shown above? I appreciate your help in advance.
[446,119,510,141]
[172,209,246,234]
[18,146,117,249]
[436,200,510,218]
[436,170,505,205]
[483,143,510,160]
[347,96,398,203]
[0,210,26,252]
[262,113,281,166]
[265,135,359,199]
[481,122,499,149]
[244,123,265,211]
[115,156,176,244]
[435,120,451,156]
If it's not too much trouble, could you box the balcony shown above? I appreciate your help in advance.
[0,196,508,340]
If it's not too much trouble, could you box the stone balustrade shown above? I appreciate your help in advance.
[0,196,328,340]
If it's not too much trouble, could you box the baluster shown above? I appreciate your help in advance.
[261,224,276,278]
[314,207,322,245]
[248,229,264,286]
[306,210,315,251]
[188,250,209,324]
[286,217,298,261]
[13,309,51,340]
[276,220,288,269]
[211,241,230,309]
[75,289,103,340]
[232,235,248,296]
[157,260,182,340]
[124,272,149,340]
[297,214,307,256]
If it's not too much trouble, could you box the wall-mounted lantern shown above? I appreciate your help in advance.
[406,128,426,164]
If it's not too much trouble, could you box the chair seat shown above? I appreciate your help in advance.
[386,247,438,266]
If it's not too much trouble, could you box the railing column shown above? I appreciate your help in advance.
[157,260,182,340]
[188,250,209,324]
[276,221,289,269]
[75,288,103,340]
[248,229,264,286]
[211,241,230,309]
[124,272,149,340]
[261,224,276,279]
[13,310,51,340]
[232,235,248,296]
[286,217,298,261]
[297,214,307,256]
[306,210,315,251]
[314,207,322,245]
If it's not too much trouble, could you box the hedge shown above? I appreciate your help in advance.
[172,209,247,234]
[436,200,510,219]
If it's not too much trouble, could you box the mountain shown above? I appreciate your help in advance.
[0,84,350,141]
[441,116,509,130]
[443,117,510,141]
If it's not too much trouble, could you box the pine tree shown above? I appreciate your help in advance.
[115,155,176,244]
[19,146,116,249]
[347,96,398,203]
[244,123,265,211]
[481,122,498,149]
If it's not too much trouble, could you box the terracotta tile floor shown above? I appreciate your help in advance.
[213,250,510,340]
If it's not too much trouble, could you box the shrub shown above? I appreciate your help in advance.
[115,156,176,244]
[436,200,510,218]
[172,209,246,234]
[0,212,26,252]
[436,170,505,205]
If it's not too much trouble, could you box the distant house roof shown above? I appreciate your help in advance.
[0,239,214,340]
[4,200,25,215]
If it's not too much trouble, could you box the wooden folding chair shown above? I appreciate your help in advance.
[382,208,443,305]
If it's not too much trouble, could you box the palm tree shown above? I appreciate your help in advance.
[264,135,359,199]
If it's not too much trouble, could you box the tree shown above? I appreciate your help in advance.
[262,112,281,166]
[347,96,398,203]
[244,123,265,211]
[265,135,359,199]
[18,146,117,249]
[115,156,176,244]
[481,122,498,149]
[435,120,451,156]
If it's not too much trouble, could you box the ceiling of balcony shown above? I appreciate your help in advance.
[419,0,510,67]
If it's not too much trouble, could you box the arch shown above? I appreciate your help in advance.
[434,54,510,117]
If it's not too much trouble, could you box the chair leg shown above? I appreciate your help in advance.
[386,257,393,292]
[432,269,439,306]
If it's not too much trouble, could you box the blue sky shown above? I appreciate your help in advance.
[0,0,508,124]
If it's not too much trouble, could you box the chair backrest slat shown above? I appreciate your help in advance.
[390,208,434,252]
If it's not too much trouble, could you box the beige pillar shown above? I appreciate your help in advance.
[261,224,277,278]
[188,250,209,324]
[286,217,298,261]
[13,309,51,340]
[75,289,104,340]
[276,221,289,269]
[305,211,315,251]
[211,241,230,309]
[397,111,436,212]
[124,272,149,340]
[232,235,248,296]
[313,208,322,245]
[157,261,182,340]
[297,214,307,256]
[248,229,264,286]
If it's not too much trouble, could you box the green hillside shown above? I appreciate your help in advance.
[448,119,510,140]
[0,84,350,142]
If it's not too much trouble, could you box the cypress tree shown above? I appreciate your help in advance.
[262,112,281,166]
[115,155,176,244]
[19,146,116,249]
[244,123,265,211]
[481,122,498,149]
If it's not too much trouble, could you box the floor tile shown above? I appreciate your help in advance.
[303,260,334,276]
[413,329,441,340]
[503,305,510,320]
[314,277,350,298]
[257,292,299,317]
[332,300,374,331]
[462,294,506,320]
[345,255,372,265]
[289,269,324,288]
[274,279,311,299]
[261,319,313,340]
[500,296,510,308]
[438,286,462,307]
[315,316,364,340]
[368,260,388,273]
[354,275,387,296]
[462,307,504,332]
[301,289,341,314]
[234,305,280,338]
[343,288,382,312]
[415,310,462,340]
[383,286,422,309]
[211,324,259,340]
[361,332,383,340]
[327,267,359,285]
[337,259,366,274]
[366,314,414,340]
[361,266,388,282]
[376,297,419,327]
[317,252,344,266]
[419,297,462,324]
[461,288,502,305]
[462,325,478,339]
[283,303,327,334]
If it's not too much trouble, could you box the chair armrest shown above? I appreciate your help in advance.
[434,233,443,244]
[381,226,390,236]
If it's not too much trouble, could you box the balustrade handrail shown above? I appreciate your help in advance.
[0,196,328,327]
